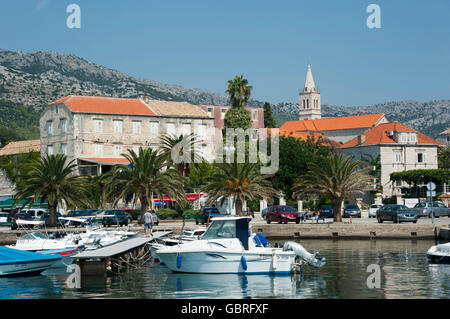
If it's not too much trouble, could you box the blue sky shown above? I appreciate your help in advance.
[1,0,449,106]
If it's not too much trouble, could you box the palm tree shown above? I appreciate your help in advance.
[292,153,373,222]
[13,154,88,227]
[106,147,185,223]
[226,75,252,108]
[201,161,277,216]
[159,133,202,176]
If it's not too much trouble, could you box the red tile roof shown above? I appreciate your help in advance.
[50,95,156,116]
[281,113,385,133]
[341,122,443,147]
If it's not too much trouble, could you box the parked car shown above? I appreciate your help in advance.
[412,201,450,218]
[343,204,361,218]
[101,210,129,227]
[318,205,334,218]
[21,208,48,221]
[39,212,62,226]
[196,207,228,225]
[266,205,301,224]
[368,204,382,218]
[10,212,34,230]
[376,204,419,223]
[261,207,269,219]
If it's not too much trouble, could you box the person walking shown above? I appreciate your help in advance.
[144,211,153,237]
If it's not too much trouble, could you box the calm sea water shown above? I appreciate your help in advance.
[1,239,449,299]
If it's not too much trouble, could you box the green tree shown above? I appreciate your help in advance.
[201,161,277,216]
[158,133,202,176]
[292,153,373,222]
[438,147,450,169]
[106,147,185,223]
[224,75,252,130]
[13,154,88,227]
[226,75,252,108]
[263,102,276,128]
[272,134,332,201]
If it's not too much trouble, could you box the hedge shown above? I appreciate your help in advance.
[390,169,450,185]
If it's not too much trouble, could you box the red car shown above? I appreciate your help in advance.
[266,205,300,224]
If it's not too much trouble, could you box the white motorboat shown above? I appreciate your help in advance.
[155,216,325,274]
[427,242,450,264]
[7,232,83,252]
[0,246,62,276]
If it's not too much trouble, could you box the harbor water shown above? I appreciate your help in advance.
[1,239,449,299]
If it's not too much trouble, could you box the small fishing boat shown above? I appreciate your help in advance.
[0,246,62,276]
[155,216,325,274]
[427,242,450,264]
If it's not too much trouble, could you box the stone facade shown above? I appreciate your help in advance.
[340,135,440,198]
[40,96,216,175]
[436,128,450,147]
[299,64,321,121]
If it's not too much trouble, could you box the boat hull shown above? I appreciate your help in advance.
[157,250,296,274]
[0,259,60,276]
[427,253,450,264]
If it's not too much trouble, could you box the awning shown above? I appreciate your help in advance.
[79,158,130,165]
[153,194,205,203]
[0,198,48,209]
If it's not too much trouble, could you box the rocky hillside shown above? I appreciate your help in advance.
[0,48,448,139]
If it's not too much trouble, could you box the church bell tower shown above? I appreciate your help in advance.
[299,63,321,120]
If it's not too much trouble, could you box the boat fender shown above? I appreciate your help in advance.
[272,252,278,270]
[177,253,182,269]
[241,256,247,270]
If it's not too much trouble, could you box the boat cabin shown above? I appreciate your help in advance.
[201,217,252,250]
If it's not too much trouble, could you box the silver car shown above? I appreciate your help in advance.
[413,201,450,218]
[368,204,382,218]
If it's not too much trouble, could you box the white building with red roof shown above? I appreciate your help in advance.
[339,122,443,198]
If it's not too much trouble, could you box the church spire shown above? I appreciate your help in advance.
[303,63,316,93]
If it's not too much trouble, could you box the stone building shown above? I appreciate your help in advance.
[199,105,265,146]
[40,95,215,176]
[0,139,40,200]
[339,122,443,198]
[436,128,450,148]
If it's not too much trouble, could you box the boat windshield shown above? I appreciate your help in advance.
[19,232,48,241]
[202,220,236,239]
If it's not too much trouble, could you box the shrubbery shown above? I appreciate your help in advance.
[155,208,178,220]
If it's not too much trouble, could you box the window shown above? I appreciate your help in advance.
[60,119,67,134]
[394,151,402,163]
[93,119,103,133]
[133,121,141,135]
[306,99,309,109]
[417,153,425,163]
[55,105,59,114]
[114,145,122,156]
[207,107,213,117]
[60,143,67,155]
[182,123,191,136]
[252,129,258,140]
[95,144,103,156]
[221,108,227,120]
[167,123,176,135]
[400,134,407,143]
[114,120,123,134]
[133,145,141,154]
[410,134,417,143]
[150,122,159,137]
[197,124,207,139]
[47,145,53,155]
[46,121,53,136]
[252,110,258,121]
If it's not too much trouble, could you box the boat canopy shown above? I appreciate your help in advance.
[202,217,250,250]
[0,246,61,265]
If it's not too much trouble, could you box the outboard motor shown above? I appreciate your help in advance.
[283,241,326,268]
